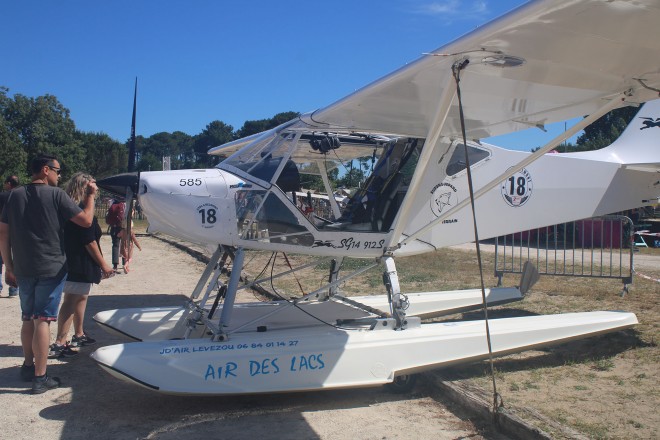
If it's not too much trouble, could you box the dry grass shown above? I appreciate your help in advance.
[236,246,658,439]
[414,248,658,440]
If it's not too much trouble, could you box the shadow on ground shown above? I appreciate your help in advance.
[439,319,646,381]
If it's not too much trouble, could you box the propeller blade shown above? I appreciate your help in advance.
[128,77,138,172]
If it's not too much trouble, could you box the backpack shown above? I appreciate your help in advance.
[105,202,125,227]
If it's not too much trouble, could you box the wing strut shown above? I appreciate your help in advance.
[385,64,459,251]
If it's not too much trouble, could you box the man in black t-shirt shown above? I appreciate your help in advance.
[0,175,19,297]
[0,156,96,394]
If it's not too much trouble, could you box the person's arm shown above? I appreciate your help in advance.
[84,241,114,278]
[0,222,17,287]
[131,232,142,251]
[70,182,98,228]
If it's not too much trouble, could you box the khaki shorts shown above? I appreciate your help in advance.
[64,281,93,296]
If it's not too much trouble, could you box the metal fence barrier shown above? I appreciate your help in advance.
[494,215,634,295]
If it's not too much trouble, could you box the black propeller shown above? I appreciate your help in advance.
[96,173,139,198]
[98,77,141,270]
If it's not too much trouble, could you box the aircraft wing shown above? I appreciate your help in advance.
[303,0,660,140]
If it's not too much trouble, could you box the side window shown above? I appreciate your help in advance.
[235,190,314,246]
[446,144,489,176]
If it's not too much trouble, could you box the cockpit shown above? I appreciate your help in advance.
[214,120,425,246]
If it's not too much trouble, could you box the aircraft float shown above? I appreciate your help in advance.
[94,0,660,395]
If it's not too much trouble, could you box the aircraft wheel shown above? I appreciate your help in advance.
[385,373,418,394]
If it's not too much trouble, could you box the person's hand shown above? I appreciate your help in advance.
[5,269,17,288]
[87,181,98,196]
[101,265,115,279]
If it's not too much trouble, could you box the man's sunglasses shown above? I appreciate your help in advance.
[48,166,61,176]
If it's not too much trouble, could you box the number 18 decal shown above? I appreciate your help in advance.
[197,203,219,228]
[501,168,533,207]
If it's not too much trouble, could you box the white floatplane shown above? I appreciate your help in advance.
[93,0,660,395]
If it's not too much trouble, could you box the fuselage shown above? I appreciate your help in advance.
[138,104,659,257]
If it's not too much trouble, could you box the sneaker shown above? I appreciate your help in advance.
[70,333,96,347]
[31,375,61,394]
[20,363,35,382]
[48,343,79,359]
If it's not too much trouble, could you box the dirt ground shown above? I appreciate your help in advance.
[0,235,504,440]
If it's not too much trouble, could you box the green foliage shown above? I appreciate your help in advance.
[576,105,638,150]
[236,111,300,138]
[1,87,81,180]
[136,152,163,172]
[193,120,235,167]
[299,175,326,191]
[298,164,339,191]
[336,165,366,188]
[135,131,196,171]
[0,115,27,180]
[76,131,127,177]
[533,105,640,153]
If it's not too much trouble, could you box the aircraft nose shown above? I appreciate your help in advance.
[133,169,232,243]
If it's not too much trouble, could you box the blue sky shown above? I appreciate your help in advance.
[2,0,578,151]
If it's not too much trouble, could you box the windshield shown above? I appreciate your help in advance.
[218,122,425,233]
[221,130,299,185]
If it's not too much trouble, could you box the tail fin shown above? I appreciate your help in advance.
[571,99,660,170]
